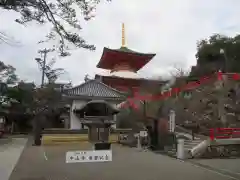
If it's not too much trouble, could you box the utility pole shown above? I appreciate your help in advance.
[41,49,47,88]
[35,48,54,88]
[33,48,54,146]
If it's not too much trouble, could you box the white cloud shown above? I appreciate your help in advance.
[0,0,240,85]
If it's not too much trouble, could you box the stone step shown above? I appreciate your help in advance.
[185,139,202,143]
[185,140,201,144]
[167,150,177,157]
[185,141,202,145]
[184,142,201,147]
[184,146,195,151]
[168,149,177,153]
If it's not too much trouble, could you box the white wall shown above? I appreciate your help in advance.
[70,100,87,129]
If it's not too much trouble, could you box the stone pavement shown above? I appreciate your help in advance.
[8,141,239,180]
[0,137,28,180]
[189,158,240,179]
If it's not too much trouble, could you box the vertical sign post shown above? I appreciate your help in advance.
[169,110,176,133]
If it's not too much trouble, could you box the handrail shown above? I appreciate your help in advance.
[189,138,211,158]
[175,125,208,139]
[210,128,240,140]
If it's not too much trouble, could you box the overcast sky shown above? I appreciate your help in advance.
[0,0,240,86]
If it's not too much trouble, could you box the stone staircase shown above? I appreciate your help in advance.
[165,132,208,159]
[164,146,177,158]
[183,138,204,158]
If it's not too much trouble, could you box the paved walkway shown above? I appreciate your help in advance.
[190,158,240,179]
[8,142,239,180]
[0,137,28,180]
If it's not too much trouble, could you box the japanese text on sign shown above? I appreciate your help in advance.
[66,150,112,163]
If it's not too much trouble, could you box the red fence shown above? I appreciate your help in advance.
[209,128,240,140]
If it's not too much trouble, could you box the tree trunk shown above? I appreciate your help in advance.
[33,114,45,146]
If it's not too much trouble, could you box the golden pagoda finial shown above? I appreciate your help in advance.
[121,23,125,47]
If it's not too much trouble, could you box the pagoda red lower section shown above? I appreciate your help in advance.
[95,74,165,94]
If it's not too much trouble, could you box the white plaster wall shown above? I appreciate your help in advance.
[70,100,87,129]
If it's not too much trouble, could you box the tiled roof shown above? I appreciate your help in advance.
[108,46,156,56]
[74,100,120,114]
[64,80,125,99]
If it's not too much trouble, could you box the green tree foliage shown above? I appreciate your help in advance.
[0,61,19,113]
[0,60,66,133]
[0,0,111,56]
[7,82,35,108]
[34,84,62,109]
[0,61,18,84]
[191,34,240,77]
[1,82,35,118]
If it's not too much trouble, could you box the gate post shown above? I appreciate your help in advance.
[177,139,185,159]
[169,110,176,133]
[137,134,142,150]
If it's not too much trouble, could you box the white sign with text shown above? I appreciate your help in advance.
[169,110,176,133]
[139,131,148,137]
[66,150,112,163]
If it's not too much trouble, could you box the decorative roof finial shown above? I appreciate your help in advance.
[84,74,90,82]
[121,23,125,47]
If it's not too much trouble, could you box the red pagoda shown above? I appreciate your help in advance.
[95,23,165,93]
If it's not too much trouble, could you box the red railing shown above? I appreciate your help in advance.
[209,128,240,140]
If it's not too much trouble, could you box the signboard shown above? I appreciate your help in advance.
[139,131,147,137]
[66,150,112,163]
[169,110,175,133]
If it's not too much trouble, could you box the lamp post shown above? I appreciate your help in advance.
[217,49,228,127]
[220,49,228,72]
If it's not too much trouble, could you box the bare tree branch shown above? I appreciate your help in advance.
[0,0,111,56]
